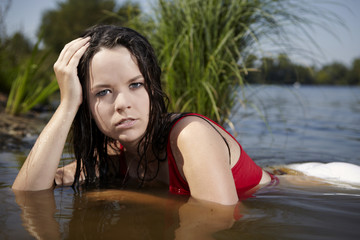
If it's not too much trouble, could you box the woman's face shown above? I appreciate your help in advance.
[88,46,150,147]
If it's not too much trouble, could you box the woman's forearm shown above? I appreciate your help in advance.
[12,102,78,191]
[12,37,90,191]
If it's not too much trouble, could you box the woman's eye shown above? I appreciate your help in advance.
[96,89,111,97]
[129,82,143,89]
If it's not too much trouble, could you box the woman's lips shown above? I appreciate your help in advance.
[115,118,137,128]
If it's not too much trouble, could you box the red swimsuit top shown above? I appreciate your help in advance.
[166,113,263,197]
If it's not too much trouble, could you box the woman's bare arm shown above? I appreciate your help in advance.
[12,37,90,191]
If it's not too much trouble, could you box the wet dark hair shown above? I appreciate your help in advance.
[71,25,170,187]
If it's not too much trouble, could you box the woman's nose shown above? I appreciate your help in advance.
[114,92,131,112]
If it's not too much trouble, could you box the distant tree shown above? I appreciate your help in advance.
[245,53,315,85]
[39,0,141,53]
[0,32,33,93]
[315,62,348,85]
[346,58,360,85]
[294,65,315,85]
[274,54,297,84]
[3,32,32,65]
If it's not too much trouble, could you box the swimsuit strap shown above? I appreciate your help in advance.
[173,113,231,165]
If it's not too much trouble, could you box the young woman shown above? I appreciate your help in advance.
[12,25,274,205]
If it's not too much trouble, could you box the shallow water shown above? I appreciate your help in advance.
[1,85,360,239]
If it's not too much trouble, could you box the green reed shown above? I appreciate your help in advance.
[150,0,246,124]
[147,0,344,124]
[6,37,58,115]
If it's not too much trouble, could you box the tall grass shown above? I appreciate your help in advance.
[147,0,344,124]
[5,37,59,115]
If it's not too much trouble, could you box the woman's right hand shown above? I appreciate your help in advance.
[53,37,90,108]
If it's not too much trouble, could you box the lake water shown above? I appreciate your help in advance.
[1,85,360,239]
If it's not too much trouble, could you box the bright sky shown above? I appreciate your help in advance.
[2,0,360,67]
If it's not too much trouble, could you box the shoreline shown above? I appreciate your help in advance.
[0,93,48,151]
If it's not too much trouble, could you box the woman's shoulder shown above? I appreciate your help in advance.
[168,113,226,151]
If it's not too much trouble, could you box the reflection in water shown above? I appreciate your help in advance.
[13,190,60,240]
[14,183,360,240]
[175,198,243,240]
[13,188,243,240]
[67,189,181,239]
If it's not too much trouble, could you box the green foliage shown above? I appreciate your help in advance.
[5,37,59,115]
[315,60,360,85]
[315,62,347,85]
[148,0,340,124]
[0,32,32,93]
[39,0,142,52]
[149,0,257,123]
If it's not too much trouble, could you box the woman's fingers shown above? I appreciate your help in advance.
[53,37,90,106]
[54,36,90,75]
[53,37,90,83]
[66,39,90,68]
[57,37,90,65]
[57,38,81,62]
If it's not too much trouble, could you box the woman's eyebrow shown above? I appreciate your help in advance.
[91,75,144,90]
[90,83,111,90]
[127,75,144,83]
